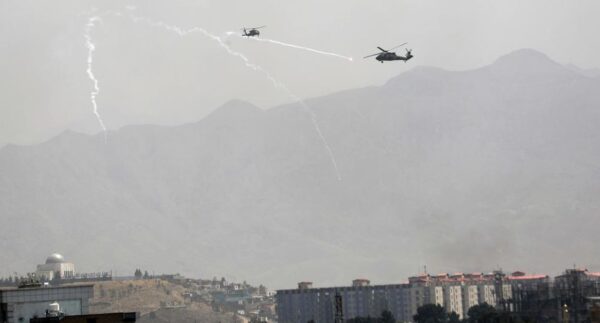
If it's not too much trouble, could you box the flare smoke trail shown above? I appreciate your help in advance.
[126,15,342,180]
[84,16,108,142]
[227,33,353,62]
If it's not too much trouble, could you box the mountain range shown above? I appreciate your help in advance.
[1,49,599,288]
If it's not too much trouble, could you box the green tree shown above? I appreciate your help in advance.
[495,311,516,323]
[347,310,396,323]
[346,317,377,323]
[448,312,461,323]
[381,310,396,323]
[413,304,448,323]
[467,303,497,323]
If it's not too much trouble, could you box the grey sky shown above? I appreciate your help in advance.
[1,0,599,147]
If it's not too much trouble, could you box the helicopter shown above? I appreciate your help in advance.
[242,26,266,37]
[364,43,413,63]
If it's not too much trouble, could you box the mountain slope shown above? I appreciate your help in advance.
[1,49,600,288]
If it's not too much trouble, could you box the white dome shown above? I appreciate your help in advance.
[46,253,65,264]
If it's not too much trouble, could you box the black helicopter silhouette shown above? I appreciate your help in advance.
[242,26,266,37]
[364,43,413,63]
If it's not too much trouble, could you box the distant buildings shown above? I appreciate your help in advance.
[170,275,276,322]
[27,253,111,285]
[275,271,550,323]
[35,254,75,281]
[554,269,600,323]
[277,280,429,322]
[276,268,600,323]
[0,284,93,323]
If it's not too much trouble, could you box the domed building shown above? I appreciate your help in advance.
[35,253,75,281]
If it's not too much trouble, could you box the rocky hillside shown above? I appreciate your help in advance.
[90,279,237,322]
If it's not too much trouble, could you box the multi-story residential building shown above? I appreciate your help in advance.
[554,269,600,323]
[478,283,497,306]
[462,284,479,312]
[276,281,415,323]
[276,269,600,323]
[509,272,553,321]
[276,273,517,323]
[444,284,463,318]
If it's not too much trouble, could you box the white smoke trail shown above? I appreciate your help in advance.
[84,16,108,142]
[226,32,353,62]
[127,15,342,180]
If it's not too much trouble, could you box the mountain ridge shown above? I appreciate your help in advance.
[1,49,599,288]
[0,48,592,151]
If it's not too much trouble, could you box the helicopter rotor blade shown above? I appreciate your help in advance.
[388,42,408,51]
[250,25,266,30]
[363,52,381,59]
[377,46,389,53]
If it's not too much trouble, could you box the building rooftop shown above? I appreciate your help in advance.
[0,283,94,292]
[45,253,66,264]
[508,274,549,281]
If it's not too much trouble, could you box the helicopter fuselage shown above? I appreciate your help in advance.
[376,52,413,62]
[243,29,260,37]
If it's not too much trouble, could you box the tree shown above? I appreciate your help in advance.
[347,310,396,323]
[143,270,150,279]
[467,303,497,323]
[134,269,142,279]
[380,310,396,323]
[413,304,448,323]
[448,312,461,323]
[495,311,516,323]
[346,317,377,323]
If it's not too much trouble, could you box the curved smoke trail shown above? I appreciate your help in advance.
[227,32,353,62]
[84,16,108,142]
[126,14,342,180]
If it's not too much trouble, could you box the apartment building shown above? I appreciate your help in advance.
[276,272,517,323]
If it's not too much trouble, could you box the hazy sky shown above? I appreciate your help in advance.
[1,0,599,147]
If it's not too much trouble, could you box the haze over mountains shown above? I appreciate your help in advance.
[1,49,599,288]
